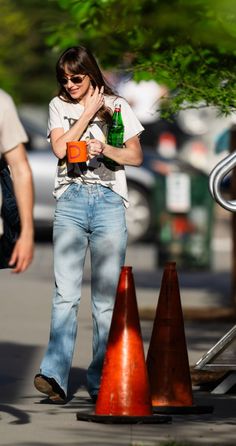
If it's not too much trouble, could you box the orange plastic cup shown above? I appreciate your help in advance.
[67,141,88,163]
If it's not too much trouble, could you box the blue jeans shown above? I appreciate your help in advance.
[40,183,127,397]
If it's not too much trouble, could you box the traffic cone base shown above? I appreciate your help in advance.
[76,412,172,424]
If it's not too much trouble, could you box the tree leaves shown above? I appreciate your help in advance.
[45,0,236,114]
[2,0,236,111]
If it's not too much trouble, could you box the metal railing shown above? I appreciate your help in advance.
[209,151,236,212]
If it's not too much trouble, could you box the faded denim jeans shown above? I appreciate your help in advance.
[40,183,127,397]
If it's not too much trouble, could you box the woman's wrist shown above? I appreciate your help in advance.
[82,108,95,123]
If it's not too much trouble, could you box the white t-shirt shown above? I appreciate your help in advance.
[0,89,28,236]
[47,95,144,207]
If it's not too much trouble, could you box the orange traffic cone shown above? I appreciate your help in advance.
[77,266,171,424]
[147,262,213,414]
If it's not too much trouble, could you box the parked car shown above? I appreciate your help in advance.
[20,115,156,243]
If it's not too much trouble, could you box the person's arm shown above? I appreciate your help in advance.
[4,143,34,273]
[86,96,144,166]
[87,135,143,167]
[50,86,104,159]
[103,136,143,166]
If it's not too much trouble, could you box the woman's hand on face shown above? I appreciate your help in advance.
[84,86,104,117]
[87,139,104,160]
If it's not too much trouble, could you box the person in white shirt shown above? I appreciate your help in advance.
[34,45,144,403]
[0,89,34,272]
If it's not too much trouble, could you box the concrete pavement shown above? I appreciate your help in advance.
[0,207,236,445]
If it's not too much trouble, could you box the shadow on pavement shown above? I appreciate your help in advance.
[0,341,89,423]
[0,342,37,425]
[0,342,37,404]
[0,404,30,424]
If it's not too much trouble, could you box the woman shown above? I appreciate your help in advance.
[34,45,144,403]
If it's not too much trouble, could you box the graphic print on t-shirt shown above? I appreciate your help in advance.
[57,116,121,182]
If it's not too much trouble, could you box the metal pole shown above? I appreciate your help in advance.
[209,125,236,314]
[209,151,236,212]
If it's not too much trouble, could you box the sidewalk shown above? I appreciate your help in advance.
[1,207,236,445]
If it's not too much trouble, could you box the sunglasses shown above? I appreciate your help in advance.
[60,74,87,86]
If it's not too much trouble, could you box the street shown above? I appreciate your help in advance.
[0,206,236,445]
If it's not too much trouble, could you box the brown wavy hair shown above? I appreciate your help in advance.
[56,46,117,124]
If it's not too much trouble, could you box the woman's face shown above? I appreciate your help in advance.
[61,64,92,102]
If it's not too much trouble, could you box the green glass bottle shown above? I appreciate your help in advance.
[104,104,124,168]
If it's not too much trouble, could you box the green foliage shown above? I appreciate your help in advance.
[45,0,236,115]
[0,0,69,103]
[2,0,236,111]
[0,0,28,96]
